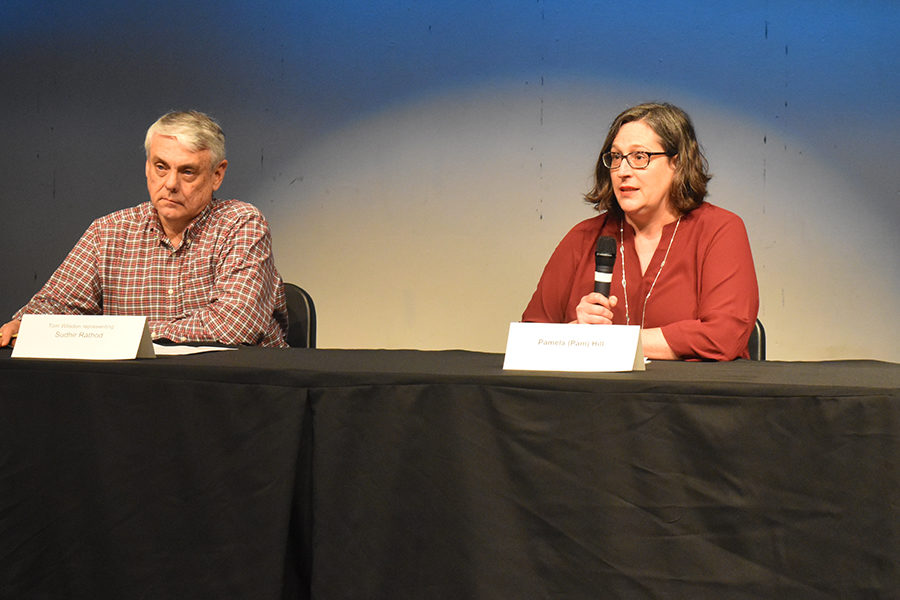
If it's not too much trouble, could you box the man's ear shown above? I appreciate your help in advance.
[211,159,228,191]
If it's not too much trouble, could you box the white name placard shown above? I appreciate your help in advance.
[12,314,156,360]
[503,322,644,372]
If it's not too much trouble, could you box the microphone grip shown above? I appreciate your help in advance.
[594,234,616,298]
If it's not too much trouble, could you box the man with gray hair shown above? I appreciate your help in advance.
[0,110,288,347]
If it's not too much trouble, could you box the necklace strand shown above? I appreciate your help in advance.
[620,217,681,328]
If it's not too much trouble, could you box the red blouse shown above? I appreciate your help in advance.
[522,202,759,360]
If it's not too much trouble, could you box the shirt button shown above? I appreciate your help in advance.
[167,289,174,295]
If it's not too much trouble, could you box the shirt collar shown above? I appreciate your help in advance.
[142,199,218,243]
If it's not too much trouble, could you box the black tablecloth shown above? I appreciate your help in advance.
[1,348,898,599]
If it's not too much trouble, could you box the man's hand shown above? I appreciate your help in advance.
[0,319,20,347]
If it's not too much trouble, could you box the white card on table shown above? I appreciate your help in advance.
[503,322,644,372]
[12,314,156,360]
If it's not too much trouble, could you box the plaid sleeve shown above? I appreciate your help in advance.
[150,212,285,346]
[12,222,104,319]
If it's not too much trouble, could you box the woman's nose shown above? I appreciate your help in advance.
[614,160,633,175]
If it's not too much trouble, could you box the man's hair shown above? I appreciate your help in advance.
[144,110,226,169]
[585,102,711,217]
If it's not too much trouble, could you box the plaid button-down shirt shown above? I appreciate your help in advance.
[14,199,288,347]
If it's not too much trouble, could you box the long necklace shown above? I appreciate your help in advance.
[619,217,681,328]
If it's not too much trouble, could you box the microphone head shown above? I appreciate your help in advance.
[595,235,616,263]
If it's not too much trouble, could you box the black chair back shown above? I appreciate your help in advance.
[748,318,765,361]
[283,283,316,348]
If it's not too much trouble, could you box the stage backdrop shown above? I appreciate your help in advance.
[1,1,897,361]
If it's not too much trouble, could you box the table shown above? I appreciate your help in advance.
[2,349,898,599]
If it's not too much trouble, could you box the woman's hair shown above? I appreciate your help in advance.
[584,102,711,216]
[144,110,226,168]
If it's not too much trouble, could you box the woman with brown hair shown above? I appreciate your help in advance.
[522,103,758,360]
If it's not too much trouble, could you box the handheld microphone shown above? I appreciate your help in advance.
[594,235,616,297]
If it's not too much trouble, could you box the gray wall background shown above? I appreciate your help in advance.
[2,1,898,361]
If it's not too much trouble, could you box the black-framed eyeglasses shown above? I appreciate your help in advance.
[601,150,672,170]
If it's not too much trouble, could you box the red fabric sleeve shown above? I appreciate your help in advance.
[660,210,758,360]
[521,216,606,323]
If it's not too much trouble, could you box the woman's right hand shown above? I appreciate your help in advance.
[574,293,618,324]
